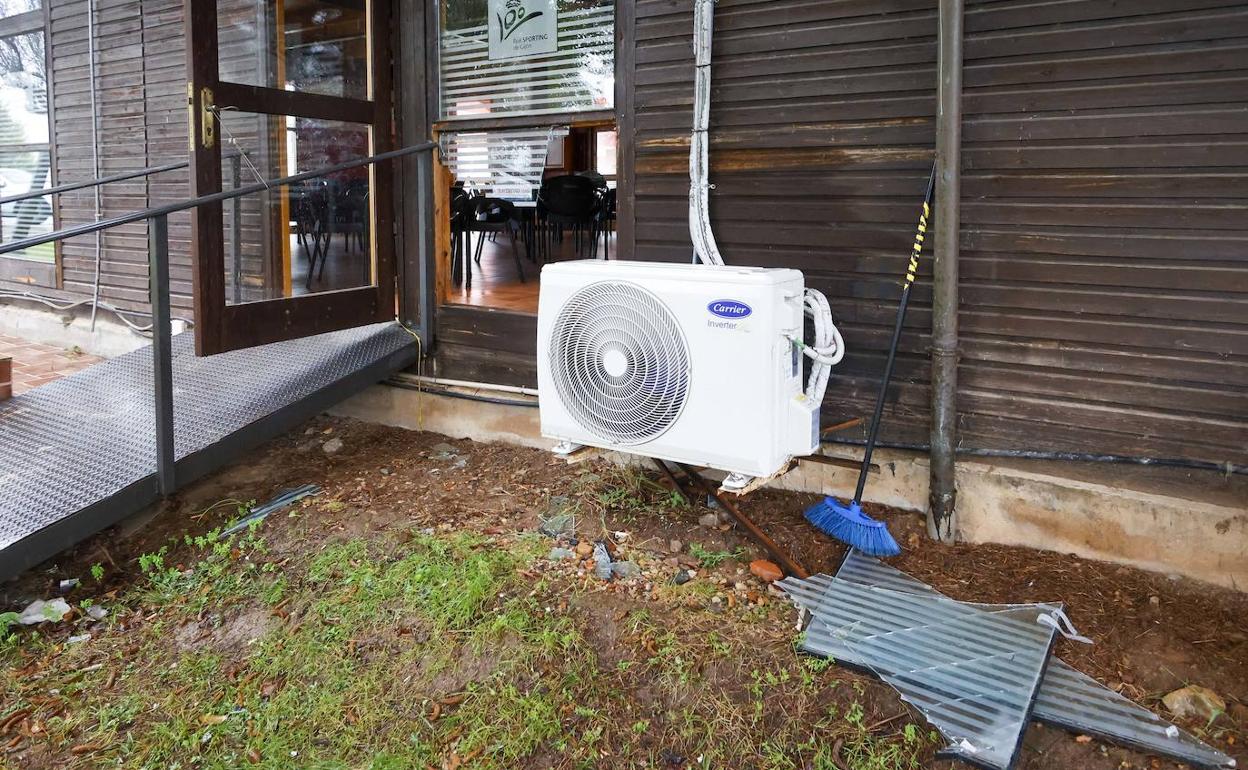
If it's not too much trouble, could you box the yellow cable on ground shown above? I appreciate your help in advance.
[395,318,425,430]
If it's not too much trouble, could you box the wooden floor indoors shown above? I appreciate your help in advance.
[447,229,617,314]
[291,235,371,297]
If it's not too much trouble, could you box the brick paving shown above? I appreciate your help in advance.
[0,333,103,396]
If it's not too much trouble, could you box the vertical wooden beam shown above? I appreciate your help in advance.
[185,0,226,355]
[370,0,397,313]
[0,357,11,402]
[614,0,636,260]
[929,0,963,543]
[433,146,452,310]
[275,0,292,298]
[427,0,453,323]
[397,0,432,334]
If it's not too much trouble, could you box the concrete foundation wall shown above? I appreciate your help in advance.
[333,384,1248,591]
[0,302,164,359]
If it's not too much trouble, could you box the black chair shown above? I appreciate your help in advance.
[462,196,525,289]
[335,180,369,255]
[449,185,473,287]
[292,181,331,289]
[575,169,608,191]
[596,187,616,260]
[538,174,602,261]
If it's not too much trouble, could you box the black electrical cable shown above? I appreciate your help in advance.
[820,436,1246,476]
[387,378,1245,476]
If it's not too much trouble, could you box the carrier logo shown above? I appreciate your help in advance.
[707,299,752,319]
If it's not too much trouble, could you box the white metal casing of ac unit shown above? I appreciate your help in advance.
[538,260,821,478]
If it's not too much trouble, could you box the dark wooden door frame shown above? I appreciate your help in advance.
[185,0,398,356]
[391,0,442,344]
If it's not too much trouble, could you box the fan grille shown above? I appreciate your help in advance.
[550,281,691,445]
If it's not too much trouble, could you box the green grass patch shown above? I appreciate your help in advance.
[1,524,932,770]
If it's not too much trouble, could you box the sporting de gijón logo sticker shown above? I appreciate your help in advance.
[500,0,544,41]
[489,0,558,61]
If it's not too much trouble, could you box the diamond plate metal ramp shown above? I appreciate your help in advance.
[0,322,417,581]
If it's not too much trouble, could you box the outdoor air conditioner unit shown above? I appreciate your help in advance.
[537,260,824,485]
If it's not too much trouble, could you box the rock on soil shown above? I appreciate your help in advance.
[1163,685,1226,722]
[322,438,344,455]
[749,560,783,583]
[611,561,641,580]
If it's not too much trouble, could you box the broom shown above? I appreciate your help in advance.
[804,164,937,557]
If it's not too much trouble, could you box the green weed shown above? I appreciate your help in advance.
[689,542,746,568]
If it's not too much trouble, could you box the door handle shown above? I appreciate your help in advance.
[187,83,216,151]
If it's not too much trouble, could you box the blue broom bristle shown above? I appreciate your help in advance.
[804,497,901,557]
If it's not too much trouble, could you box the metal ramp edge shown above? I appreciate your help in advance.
[0,322,417,582]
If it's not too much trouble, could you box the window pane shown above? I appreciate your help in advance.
[219,111,375,304]
[0,31,47,146]
[440,0,614,120]
[218,0,370,99]
[0,0,40,20]
[0,148,53,261]
[441,126,567,200]
[595,128,616,177]
[0,28,50,263]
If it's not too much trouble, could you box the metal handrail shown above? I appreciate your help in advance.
[0,151,247,207]
[0,142,437,256]
[0,160,191,207]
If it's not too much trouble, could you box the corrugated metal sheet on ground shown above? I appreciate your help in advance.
[785,575,1057,769]
[780,551,1235,769]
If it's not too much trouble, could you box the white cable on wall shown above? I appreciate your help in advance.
[687,0,844,404]
[689,0,724,268]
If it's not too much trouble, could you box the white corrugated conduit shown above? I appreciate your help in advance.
[688,0,724,269]
[687,0,844,403]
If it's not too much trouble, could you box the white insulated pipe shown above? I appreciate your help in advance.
[689,0,725,267]
[686,0,844,403]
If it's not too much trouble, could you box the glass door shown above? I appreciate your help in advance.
[186,0,395,355]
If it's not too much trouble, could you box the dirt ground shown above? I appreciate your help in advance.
[2,416,1244,770]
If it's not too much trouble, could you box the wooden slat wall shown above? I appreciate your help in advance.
[956,0,1248,462]
[3,0,195,316]
[627,0,942,447]
[433,306,540,388]
[142,0,193,307]
[49,0,190,313]
[623,0,1248,463]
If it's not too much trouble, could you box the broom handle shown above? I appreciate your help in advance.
[853,165,937,504]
